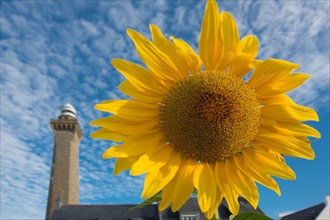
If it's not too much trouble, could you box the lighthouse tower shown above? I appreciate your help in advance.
[45,104,82,220]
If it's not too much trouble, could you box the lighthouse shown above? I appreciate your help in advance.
[45,104,82,220]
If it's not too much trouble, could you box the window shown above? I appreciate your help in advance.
[181,214,198,220]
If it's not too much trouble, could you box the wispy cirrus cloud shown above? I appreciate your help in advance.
[1,1,329,220]
[1,0,161,218]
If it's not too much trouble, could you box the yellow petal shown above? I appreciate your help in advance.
[249,59,263,69]
[228,35,259,78]
[199,0,220,70]
[254,134,315,160]
[204,187,223,219]
[260,93,296,106]
[102,129,163,158]
[243,148,296,180]
[159,176,177,211]
[261,103,319,122]
[95,100,159,121]
[217,12,239,71]
[234,153,281,196]
[127,29,181,82]
[119,80,164,103]
[150,24,200,77]
[256,73,311,97]
[252,145,288,165]
[248,58,299,90]
[171,158,196,212]
[130,143,173,175]
[276,73,310,90]
[142,151,181,198]
[215,161,240,215]
[260,94,319,125]
[225,158,259,209]
[193,163,217,212]
[112,58,169,95]
[114,157,139,175]
[170,36,202,74]
[90,116,159,136]
[170,36,196,54]
[261,121,321,139]
[90,128,128,142]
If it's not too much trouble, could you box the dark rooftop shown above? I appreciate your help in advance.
[280,203,326,220]
[51,204,159,220]
[51,197,264,220]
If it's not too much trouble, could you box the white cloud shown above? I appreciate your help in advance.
[289,53,330,109]
[1,130,50,219]
[154,0,169,12]
[81,19,100,36]
[107,1,146,32]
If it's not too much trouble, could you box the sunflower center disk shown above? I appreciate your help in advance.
[159,71,261,163]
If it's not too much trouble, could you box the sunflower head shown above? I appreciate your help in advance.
[160,71,262,163]
[91,0,320,219]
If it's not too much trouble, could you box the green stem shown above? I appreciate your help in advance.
[211,209,220,220]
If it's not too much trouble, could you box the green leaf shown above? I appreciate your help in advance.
[232,212,273,220]
[128,191,162,211]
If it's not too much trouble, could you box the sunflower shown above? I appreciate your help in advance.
[90,0,320,218]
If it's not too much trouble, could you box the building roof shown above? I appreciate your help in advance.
[280,203,326,220]
[316,196,330,220]
[51,204,159,220]
[51,197,264,220]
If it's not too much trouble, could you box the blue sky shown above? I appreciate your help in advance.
[0,0,329,219]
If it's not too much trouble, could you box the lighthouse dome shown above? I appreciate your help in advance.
[59,103,77,119]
